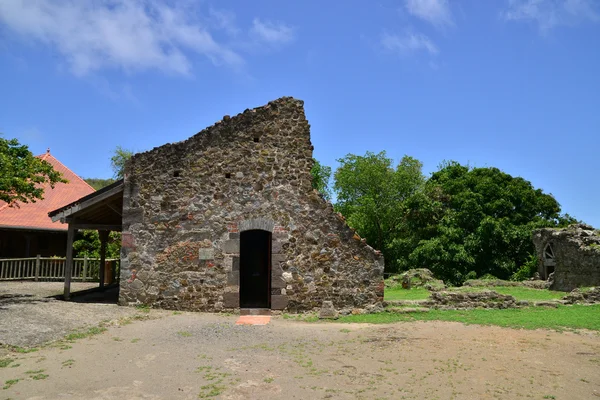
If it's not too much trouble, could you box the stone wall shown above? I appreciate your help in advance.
[427,291,518,309]
[532,224,600,291]
[118,97,384,312]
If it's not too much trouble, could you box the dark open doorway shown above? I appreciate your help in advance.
[240,230,271,308]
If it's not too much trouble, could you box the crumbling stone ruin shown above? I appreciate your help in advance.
[395,268,445,291]
[118,97,384,313]
[427,291,518,310]
[562,287,600,304]
[532,224,600,291]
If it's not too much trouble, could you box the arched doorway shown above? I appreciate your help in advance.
[240,230,271,308]
[543,243,555,279]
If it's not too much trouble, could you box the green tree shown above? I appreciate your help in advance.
[401,162,576,284]
[73,230,122,259]
[333,151,425,272]
[0,137,67,205]
[84,178,116,190]
[310,158,332,201]
[74,145,132,260]
[110,146,134,179]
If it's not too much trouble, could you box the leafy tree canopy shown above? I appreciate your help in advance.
[333,151,425,268]
[84,178,116,190]
[110,146,134,179]
[73,230,121,259]
[0,137,67,205]
[398,161,577,284]
[310,159,332,201]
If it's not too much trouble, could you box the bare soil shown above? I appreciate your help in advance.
[1,309,599,400]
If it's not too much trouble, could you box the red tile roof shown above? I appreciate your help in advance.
[0,150,96,231]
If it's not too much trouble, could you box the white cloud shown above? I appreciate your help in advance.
[504,0,600,32]
[250,18,295,45]
[381,32,439,55]
[209,7,240,37]
[404,0,454,28]
[0,0,245,76]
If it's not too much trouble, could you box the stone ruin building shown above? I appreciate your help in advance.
[533,223,600,291]
[118,97,384,313]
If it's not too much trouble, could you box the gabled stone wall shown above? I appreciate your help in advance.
[118,97,384,312]
[532,224,600,291]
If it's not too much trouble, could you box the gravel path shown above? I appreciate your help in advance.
[0,282,135,347]
[0,281,98,298]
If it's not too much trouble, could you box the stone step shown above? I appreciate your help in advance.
[235,315,271,325]
[240,308,271,316]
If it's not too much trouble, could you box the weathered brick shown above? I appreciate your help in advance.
[271,295,289,310]
[223,292,239,308]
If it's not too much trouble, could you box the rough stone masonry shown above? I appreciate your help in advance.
[118,97,384,313]
[533,223,600,291]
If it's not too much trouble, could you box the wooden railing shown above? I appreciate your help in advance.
[0,256,119,282]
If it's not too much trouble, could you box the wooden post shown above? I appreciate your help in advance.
[35,255,40,282]
[64,225,76,300]
[99,230,109,288]
[82,254,88,282]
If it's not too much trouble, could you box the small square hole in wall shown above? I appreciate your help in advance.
[253,137,260,143]
[225,173,231,179]
[173,170,181,178]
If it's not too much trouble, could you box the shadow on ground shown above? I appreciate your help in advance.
[67,284,120,304]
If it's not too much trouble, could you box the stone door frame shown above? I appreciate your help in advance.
[222,218,288,310]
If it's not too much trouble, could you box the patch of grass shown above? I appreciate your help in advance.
[177,331,193,337]
[0,358,14,368]
[384,287,430,301]
[112,337,123,342]
[282,313,319,322]
[2,379,20,390]
[339,328,351,333]
[25,369,44,374]
[62,359,75,367]
[338,305,600,331]
[31,374,48,380]
[196,366,234,398]
[172,311,182,315]
[264,377,274,383]
[10,346,38,354]
[198,383,226,398]
[136,304,151,313]
[64,326,107,341]
[131,338,141,343]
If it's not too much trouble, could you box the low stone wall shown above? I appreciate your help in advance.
[425,290,518,310]
[463,279,549,289]
[562,287,600,305]
[386,268,445,291]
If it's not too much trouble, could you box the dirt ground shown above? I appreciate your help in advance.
[1,308,599,400]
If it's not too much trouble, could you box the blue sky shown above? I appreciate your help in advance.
[0,0,598,227]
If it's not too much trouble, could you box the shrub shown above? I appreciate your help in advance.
[511,254,538,281]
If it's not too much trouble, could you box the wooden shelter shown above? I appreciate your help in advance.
[48,180,124,299]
